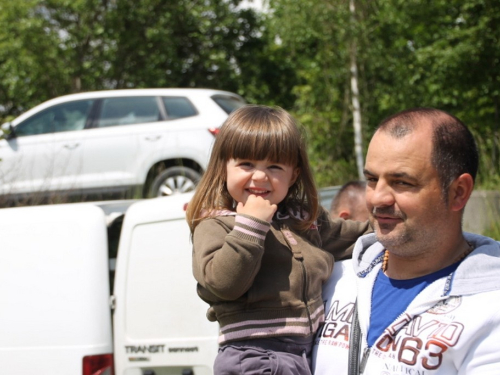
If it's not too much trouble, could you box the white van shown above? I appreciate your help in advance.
[0,192,218,375]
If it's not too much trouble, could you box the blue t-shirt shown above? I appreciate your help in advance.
[367,262,459,347]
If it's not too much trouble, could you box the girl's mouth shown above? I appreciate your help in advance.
[247,188,270,196]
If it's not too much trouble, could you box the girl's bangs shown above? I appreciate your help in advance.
[221,121,300,166]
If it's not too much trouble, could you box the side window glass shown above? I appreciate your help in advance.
[97,97,160,128]
[14,100,94,137]
[211,95,246,114]
[161,97,197,119]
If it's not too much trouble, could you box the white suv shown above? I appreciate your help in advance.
[0,88,245,204]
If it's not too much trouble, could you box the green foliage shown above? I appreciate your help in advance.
[0,0,293,119]
[368,0,500,189]
[267,0,500,187]
[266,0,363,186]
[0,0,499,189]
[0,0,70,115]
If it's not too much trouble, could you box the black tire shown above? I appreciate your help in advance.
[148,166,201,198]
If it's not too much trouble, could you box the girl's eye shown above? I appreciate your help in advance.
[269,165,284,170]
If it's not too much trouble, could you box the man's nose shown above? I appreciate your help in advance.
[368,181,395,207]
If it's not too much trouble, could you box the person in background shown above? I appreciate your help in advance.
[313,107,500,374]
[330,181,369,221]
[186,105,370,375]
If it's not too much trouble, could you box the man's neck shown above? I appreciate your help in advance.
[384,235,471,280]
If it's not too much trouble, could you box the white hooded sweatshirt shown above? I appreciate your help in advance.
[313,232,500,375]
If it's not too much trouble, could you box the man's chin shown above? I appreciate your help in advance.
[374,222,398,236]
[375,229,409,250]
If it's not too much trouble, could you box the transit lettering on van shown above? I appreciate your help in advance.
[125,345,165,354]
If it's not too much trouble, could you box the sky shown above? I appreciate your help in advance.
[239,0,266,11]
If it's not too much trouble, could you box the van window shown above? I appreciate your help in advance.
[14,100,94,136]
[161,96,197,119]
[97,97,160,128]
[211,95,246,114]
[107,214,124,294]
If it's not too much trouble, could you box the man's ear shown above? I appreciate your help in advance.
[448,173,474,212]
[339,210,350,220]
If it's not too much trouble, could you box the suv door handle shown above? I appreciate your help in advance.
[63,143,80,150]
[145,135,161,142]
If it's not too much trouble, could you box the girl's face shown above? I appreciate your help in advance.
[226,159,299,206]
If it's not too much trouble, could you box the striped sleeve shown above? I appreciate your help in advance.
[232,214,271,245]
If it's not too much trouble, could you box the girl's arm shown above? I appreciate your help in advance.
[317,207,372,260]
[192,214,271,301]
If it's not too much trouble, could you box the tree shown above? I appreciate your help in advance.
[0,0,286,120]
[366,0,500,187]
[349,0,364,180]
[266,0,500,188]
[266,0,374,186]
[0,0,70,117]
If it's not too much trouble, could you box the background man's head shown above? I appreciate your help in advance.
[330,180,369,221]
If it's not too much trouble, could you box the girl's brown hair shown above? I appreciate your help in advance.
[186,105,318,233]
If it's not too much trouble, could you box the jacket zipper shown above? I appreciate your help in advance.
[279,224,314,334]
[300,259,314,334]
[359,347,371,374]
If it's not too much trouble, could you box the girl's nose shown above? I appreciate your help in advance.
[252,169,268,181]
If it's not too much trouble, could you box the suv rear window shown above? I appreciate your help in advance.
[211,95,246,114]
[161,97,197,119]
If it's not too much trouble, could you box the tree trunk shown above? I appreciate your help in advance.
[349,0,364,180]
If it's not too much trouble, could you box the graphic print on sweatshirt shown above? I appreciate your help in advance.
[315,297,465,373]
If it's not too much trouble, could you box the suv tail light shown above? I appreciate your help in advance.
[83,354,114,375]
[208,127,220,136]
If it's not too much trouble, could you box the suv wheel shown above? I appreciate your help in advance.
[148,166,201,198]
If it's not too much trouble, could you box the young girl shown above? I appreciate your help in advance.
[186,105,370,375]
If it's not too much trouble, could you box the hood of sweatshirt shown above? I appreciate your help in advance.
[352,232,500,296]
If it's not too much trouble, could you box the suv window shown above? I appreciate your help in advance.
[211,95,246,114]
[14,100,94,136]
[97,97,160,128]
[161,97,197,119]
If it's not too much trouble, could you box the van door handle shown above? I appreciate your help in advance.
[63,143,80,150]
[145,135,161,142]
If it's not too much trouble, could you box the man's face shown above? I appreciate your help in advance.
[363,126,451,255]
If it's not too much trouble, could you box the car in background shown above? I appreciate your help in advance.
[319,185,340,212]
[0,88,245,205]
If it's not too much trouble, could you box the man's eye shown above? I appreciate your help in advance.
[396,180,412,186]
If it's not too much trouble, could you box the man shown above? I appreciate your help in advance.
[313,108,500,374]
[330,181,369,221]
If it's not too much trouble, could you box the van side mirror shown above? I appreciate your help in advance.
[0,122,16,140]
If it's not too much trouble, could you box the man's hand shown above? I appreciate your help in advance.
[236,195,277,222]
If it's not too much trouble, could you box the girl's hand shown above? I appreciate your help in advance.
[236,195,277,222]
